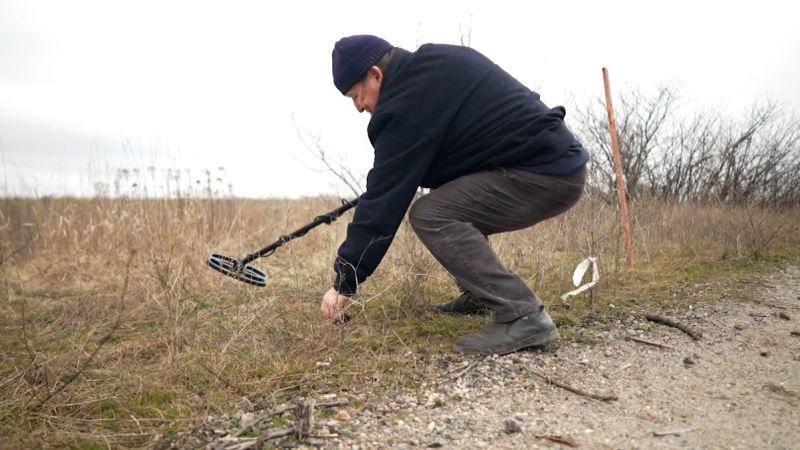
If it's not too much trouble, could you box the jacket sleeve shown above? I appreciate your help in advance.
[333,113,437,296]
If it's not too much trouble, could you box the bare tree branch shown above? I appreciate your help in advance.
[291,113,363,197]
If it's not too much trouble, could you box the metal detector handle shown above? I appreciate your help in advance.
[240,197,359,266]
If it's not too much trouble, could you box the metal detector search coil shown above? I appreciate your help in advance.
[206,197,359,287]
[207,253,268,287]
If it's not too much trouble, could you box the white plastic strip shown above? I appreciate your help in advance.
[560,257,599,301]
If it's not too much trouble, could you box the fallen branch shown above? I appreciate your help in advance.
[532,371,618,402]
[251,428,294,448]
[645,313,702,340]
[626,336,673,350]
[238,397,349,442]
[533,434,580,448]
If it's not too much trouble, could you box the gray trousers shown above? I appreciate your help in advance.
[409,166,586,323]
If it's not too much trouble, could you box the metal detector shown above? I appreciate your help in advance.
[207,197,358,287]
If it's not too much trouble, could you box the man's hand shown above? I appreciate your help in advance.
[321,288,352,322]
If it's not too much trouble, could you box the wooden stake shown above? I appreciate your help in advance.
[602,68,634,270]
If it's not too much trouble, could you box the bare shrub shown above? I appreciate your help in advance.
[1,193,799,447]
[574,88,800,205]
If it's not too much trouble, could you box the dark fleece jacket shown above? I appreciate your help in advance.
[334,44,576,296]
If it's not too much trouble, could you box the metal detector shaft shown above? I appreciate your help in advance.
[239,197,359,266]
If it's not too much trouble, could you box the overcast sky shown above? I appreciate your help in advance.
[1,0,798,198]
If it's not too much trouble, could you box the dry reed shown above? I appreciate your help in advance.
[1,193,798,448]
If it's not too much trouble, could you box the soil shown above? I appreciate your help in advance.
[165,265,800,450]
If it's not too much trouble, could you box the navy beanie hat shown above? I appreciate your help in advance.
[332,35,392,95]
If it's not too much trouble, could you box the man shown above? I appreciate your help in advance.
[320,35,588,355]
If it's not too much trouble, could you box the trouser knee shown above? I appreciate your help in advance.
[408,196,438,238]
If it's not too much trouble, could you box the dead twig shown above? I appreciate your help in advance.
[294,397,315,440]
[28,251,134,411]
[198,363,256,405]
[608,362,633,377]
[533,434,580,448]
[0,228,37,269]
[626,336,673,350]
[317,398,349,408]
[242,397,347,440]
[532,371,618,402]
[765,382,800,405]
[440,358,482,382]
[653,427,698,437]
[778,304,800,311]
[270,404,295,416]
[645,313,703,340]
[761,302,796,310]
[252,428,294,448]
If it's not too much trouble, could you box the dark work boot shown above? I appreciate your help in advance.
[432,292,490,316]
[453,305,559,355]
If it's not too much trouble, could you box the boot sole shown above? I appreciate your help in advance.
[453,327,560,356]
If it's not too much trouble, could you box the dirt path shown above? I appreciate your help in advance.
[339,266,800,450]
[168,266,800,449]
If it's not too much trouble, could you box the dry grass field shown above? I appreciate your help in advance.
[1,193,799,448]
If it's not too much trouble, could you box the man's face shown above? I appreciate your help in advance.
[345,66,382,114]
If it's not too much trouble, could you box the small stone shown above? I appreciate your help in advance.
[778,312,791,320]
[281,441,298,449]
[427,442,443,448]
[760,350,769,357]
[505,418,523,433]
[336,410,351,422]
[683,357,696,368]
[734,324,744,331]
[791,331,800,337]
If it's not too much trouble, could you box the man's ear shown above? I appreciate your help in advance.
[368,66,383,85]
